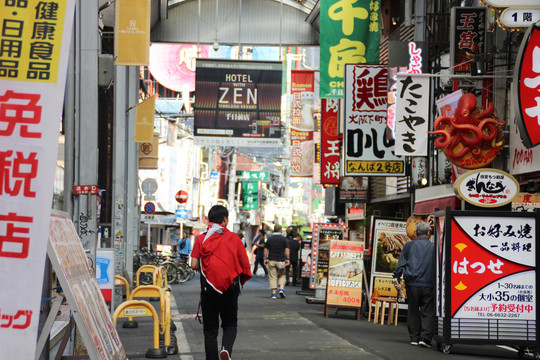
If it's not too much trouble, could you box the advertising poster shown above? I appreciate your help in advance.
[448,214,536,321]
[300,238,312,278]
[320,98,341,185]
[48,211,126,359]
[0,1,76,357]
[338,176,368,203]
[344,65,405,176]
[310,223,347,293]
[96,249,115,307]
[326,241,364,308]
[450,7,486,74]
[320,0,381,98]
[291,70,315,177]
[194,59,282,147]
[369,218,409,300]
[513,194,540,212]
[394,74,430,156]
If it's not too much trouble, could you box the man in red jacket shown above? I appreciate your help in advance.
[191,205,252,360]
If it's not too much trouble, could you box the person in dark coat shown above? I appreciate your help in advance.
[393,221,435,348]
[285,226,300,286]
[251,229,268,276]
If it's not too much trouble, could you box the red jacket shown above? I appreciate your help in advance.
[197,227,251,293]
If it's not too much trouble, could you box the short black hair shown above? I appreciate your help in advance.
[274,224,282,233]
[260,229,266,235]
[208,205,228,224]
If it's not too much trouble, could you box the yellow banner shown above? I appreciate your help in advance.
[0,1,67,82]
[134,95,155,142]
[326,241,364,308]
[114,0,150,65]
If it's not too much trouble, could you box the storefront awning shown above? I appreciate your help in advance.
[413,196,460,215]
[413,184,460,215]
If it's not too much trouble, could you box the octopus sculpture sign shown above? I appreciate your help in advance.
[429,93,505,169]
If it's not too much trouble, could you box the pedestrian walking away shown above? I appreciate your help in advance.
[264,224,289,299]
[190,205,252,360]
[393,221,435,348]
[285,225,300,286]
[251,229,268,276]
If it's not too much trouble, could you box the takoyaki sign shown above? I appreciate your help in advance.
[326,241,364,308]
[454,169,519,208]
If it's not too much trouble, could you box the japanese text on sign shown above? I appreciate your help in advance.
[0,1,66,82]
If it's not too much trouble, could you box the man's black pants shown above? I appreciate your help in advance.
[406,285,435,343]
[201,276,240,359]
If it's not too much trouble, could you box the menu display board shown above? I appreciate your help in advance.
[48,211,126,360]
[310,223,347,294]
[326,240,364,308]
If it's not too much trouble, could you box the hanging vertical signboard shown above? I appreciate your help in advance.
[320,99,341,185]
[344,65,405,176]
[319,0,381,99]
[290,70,315,177]
[513,23,540,149]
[435,209,538,343]
[0,1,76,357]
[310,223,347,298]
[115,0,151,65]
[394,75,430,156]
[450,7,486,75]
[194,59,282,147]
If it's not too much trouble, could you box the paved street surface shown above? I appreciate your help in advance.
[117,274,526,360]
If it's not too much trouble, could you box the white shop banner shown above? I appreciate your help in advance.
[344,65,405,176]
[394,75,430,156]
[0,1,76,357]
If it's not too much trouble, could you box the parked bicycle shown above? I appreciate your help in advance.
[133,248,195,285]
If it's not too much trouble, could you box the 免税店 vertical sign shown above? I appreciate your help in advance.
[321,99,340,185]
[344,65,405,176]
[320,0,381,99]
[290,70,315,177]
[514,23,540,148]
[0,0,76,358]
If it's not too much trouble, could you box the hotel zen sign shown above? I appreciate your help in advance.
[514,23,540,148]
[454,169,519,208]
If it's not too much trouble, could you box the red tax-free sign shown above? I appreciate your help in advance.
[175,190,188,203]
[514,23,540,148]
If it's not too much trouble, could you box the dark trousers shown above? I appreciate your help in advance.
[406,285,435,343]
[253,255,268,275]
[200,277,240,360]
[286,261,298,285]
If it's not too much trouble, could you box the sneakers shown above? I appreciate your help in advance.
[419,341,432,348]
[279,290,286,298]
[220,349,231,360]
[271,294,277,299]
[410,341,419,346]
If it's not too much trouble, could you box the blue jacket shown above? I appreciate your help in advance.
[393,235,434,288]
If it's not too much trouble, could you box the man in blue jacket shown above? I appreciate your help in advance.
[393,221,435,348]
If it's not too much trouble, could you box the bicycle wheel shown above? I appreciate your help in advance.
[162,262,178,284]
[139,271,154,285]
[176,264,189,283]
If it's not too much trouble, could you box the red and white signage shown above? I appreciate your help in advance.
[454,169,519,208]
[0,1,76,357]
[450,215,535,320]
[175,190,188,203]
[290,70,315,177]
[320,99,340,185]
[514,23,540,148]
[73,185,99,195]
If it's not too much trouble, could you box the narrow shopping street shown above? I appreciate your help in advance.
[117,274,523,360]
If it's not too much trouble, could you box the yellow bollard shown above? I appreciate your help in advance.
[114,275,131,300]
[136,265,158,287]
[112,300,167,358]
